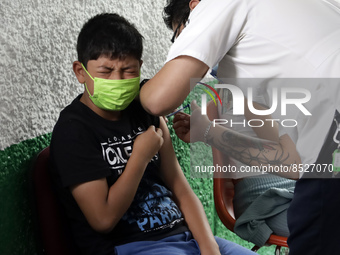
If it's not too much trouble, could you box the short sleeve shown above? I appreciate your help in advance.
[130,100,160,128]
[166,0,248,68]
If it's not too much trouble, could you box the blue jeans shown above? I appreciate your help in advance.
[114,231,256,255]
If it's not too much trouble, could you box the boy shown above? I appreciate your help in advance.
[50,13,255,255]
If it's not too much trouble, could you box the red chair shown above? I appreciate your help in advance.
[206,102,288,254]
[30,146,81,255]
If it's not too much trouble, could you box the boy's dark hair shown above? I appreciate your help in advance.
[77,13,143,67]
[163,0,191,30]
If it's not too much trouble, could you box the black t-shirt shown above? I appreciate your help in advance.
[50,95,188,255]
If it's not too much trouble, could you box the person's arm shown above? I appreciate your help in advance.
[158,117,220,255]
[140,56,209,116]
[173,101,300,179]
[70,125,164,233]
[205,126,299,179]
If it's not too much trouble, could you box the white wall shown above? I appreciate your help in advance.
[0,0,171,150]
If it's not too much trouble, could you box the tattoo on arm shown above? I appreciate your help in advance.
[222,131,276,151]
[206,130,290,167]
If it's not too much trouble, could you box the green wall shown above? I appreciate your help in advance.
[0,134,51,255]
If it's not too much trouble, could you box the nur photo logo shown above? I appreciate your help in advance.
[198,81,312,129]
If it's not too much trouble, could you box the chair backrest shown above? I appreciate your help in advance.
[212,152,236,231]
[206,101,236,231]
[207,101,288,249]
[30,146,81,255]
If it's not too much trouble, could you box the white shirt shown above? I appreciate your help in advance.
[166,0,340,172]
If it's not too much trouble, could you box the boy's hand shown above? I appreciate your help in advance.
[133,125,164,162]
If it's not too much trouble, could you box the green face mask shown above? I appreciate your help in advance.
[81,63,140,111]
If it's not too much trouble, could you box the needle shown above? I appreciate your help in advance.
[166,103,190,117]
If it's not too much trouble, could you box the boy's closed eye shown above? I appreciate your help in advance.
[122,68,139,74]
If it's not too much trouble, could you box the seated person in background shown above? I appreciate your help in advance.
[173,97,299,247]
[49,13,256,255]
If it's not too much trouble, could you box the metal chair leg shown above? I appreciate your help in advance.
[275,246,281,255]
[251,245,260,252]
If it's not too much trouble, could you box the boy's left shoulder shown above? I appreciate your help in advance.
[128,99,160,127]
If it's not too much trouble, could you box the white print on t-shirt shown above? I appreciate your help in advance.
[100,126,158,174]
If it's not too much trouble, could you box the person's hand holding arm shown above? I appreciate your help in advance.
[70,125,163,233]
[158,117,221,255]
[172,111,191,143]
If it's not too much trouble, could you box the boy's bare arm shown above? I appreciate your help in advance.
[158,117,221,255]
[70,125,163,233]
